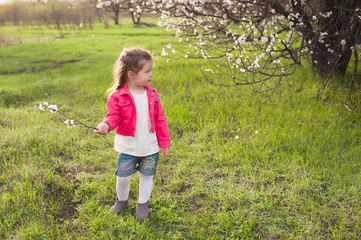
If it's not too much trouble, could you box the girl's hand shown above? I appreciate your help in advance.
[94,122,110,135]
[161,147,169,157]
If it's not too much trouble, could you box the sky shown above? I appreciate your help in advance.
[0,0,14,3]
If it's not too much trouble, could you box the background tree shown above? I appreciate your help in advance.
[0,0,97,28]
[96,0,152,25]
[128,0,145,24]
[154,0,361,108]
[48,0,72,37]
[3,0,28,26]
[73,0,99,29]
[96,0,123,25]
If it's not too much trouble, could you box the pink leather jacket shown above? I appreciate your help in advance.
[103,84,170,148]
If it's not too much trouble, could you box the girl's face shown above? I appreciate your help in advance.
[129,60,153,88]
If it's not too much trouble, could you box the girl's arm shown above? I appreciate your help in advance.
[155,95,171,149]
[94,122,110,135]
[95,92,121,134]
[161,147,170,157]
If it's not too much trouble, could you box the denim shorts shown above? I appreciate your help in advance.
[115,152,159,177]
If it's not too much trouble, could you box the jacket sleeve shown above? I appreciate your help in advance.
[155,95,171,148]
[103,92,121,132]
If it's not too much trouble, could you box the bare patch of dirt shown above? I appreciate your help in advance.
[0,59,80,75]
[221,129,234,138]
[266,234,281,240]
[43,179,80,222]
[42,165,84,222]
[177,183,192,194]
[54,165,82,184]
[135,22,155,28]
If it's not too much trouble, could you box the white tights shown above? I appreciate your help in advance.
[116,172,154,204]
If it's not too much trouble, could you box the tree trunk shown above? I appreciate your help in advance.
[334,49,353,75]
[131,12,141,25]
[310,42,352,77]
[113,8,119,25]
[310,0,360,76]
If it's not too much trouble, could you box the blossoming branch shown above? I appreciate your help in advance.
[39,102,98,130]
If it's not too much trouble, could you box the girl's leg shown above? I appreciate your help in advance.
[136,153,158,220]
[138,172,153,203]
[116,175,132,201]
[136,172,153,220]
[110,175,132,215]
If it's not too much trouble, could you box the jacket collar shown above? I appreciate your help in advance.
[118,84,155,96]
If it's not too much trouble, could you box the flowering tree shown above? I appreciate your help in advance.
[96,0,151,25]
[96,0,123,25]
[126,0,151,25]
[154,0,361,109]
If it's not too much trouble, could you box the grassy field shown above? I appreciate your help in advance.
[1,19,361,239]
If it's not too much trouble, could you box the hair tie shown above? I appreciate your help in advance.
[120,48,128,59]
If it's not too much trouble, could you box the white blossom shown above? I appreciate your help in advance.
[237,35,247,44]
[261,36,268,42]
[64,119,76,128]
[319,11,332,18]
[48,105,58,114]
[161,48,168,56]
[204,69,214,73]
[39,102,49,111]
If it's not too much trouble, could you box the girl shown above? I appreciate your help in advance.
[95,48,170,221]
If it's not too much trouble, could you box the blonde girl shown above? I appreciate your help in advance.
[95,48,170,221]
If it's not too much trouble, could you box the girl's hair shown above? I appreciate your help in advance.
[106,47,153,99]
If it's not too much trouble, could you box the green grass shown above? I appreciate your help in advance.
[1,18,360,239]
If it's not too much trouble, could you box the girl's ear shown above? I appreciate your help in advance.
[127,71,135,80]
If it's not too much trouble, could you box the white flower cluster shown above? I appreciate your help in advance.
[161,48,168,56]
[64,119,76,128]
[38,102,98,130]
[39,102,58,114]
[39,102,76,128]
[39,102,49,111]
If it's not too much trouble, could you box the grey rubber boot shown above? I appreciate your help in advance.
[109,199,128,215]
[136,201,149,221]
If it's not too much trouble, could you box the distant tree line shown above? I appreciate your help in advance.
[0,0,153,28]
[0,0,100,28]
